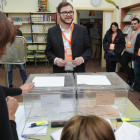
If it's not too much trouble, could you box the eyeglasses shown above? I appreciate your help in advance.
[60,11,74,16]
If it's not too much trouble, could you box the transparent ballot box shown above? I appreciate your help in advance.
[23,73,76,123]
[75,72,129,119]
[0,36,27,64]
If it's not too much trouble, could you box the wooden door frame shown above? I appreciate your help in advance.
[73,7,117,67]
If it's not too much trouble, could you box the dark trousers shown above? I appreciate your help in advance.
[106,60,117,72]
[120,51,134,80]
[133,60,140,91]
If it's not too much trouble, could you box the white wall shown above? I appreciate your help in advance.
[3,0,61,12]
[120,0,140,8]
[78,10,103,19]
[67,0,121,26]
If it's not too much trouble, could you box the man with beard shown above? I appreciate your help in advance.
[45,2,92,73]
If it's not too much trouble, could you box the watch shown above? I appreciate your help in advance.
[90,0,102,7]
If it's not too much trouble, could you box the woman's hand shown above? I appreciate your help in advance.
[20,82,34,94]
[6,96,19,121]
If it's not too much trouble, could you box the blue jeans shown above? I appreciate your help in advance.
[8,64,27,85]
[133,60,140,91]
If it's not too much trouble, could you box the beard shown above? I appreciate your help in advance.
[60,16,73,25]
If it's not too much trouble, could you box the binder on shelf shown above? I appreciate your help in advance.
[123,14,132,21]
[129,14,136,21]
[27,36,32,42]
[122,25,131,34]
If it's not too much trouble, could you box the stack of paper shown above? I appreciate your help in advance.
[32,76,65,87]
[115,122,140,140]
[77,75,111,85]
[22,122,48,136]
[50,128,63,140]
[79,101,120,118]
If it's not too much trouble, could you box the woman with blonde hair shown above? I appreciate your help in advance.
[60,115,116,140]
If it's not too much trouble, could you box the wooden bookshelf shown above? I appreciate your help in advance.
[121,3,140,31]
[5,12,56,63]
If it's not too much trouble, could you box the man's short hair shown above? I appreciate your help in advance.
[58,2,73,13]
[131,18,139,24]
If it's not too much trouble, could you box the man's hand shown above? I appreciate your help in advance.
[6,96,19,121]
[56,58,67,67]
[20,82,34,94]
[72,57,83,66]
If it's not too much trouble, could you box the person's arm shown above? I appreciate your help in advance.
[1,82,34,97]
[103,33,110,52]
[133,34,140,60]
[45,28,57,65]
[1,86,22,97]
[90,28,100,40]
[0,87,17,140]
[81,27,93,64]
[114,33,125,54]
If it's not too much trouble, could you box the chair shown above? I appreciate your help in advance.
[35,45,49,68]
[25,45,37,68]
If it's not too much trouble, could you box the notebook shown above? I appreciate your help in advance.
[50,128,63,140]
[22,121,48,136]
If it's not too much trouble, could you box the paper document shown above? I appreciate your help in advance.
[77,75,111,85]
[22,121,48,136]
[15,106,25,126]
[96,93,115,105]
[79,100,120,118]
[115,122,140,140]
[15,106,25,140]
[50,128,63,140]
[32,76,65,87]
[41,95,60,107]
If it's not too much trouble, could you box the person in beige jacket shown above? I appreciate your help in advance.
[90,22,102,59]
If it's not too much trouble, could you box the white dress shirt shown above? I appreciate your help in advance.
[54,23,84,71]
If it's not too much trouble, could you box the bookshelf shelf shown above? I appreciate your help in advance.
[122,21,131,23]
[31,12,55,14]
[22,22,30,24]
[32,22,56,24]
[22,32,31,34]
[26,42,32,44]
[33,32,48,34]
[33,42,46,44]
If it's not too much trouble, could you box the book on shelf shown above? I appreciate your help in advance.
[51,14,55,22]
[123,14,132,21]
[31,14,55,22]
[32,24,53,33]
[129,14,136,21]
[11,17,30,22]
[33,34,47,42]
[122,25,131,34]
[32,25,46,32]
[19,26,31,33]
[31,15,44,22]
[27,36,32,42]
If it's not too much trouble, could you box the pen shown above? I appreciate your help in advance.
[31,121,45,127]
[29,124,49,128]
[126,120,140,122]
[22,135,41,140]
[114,121,118,132]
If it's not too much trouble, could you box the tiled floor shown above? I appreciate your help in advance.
[0,59,140,110]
